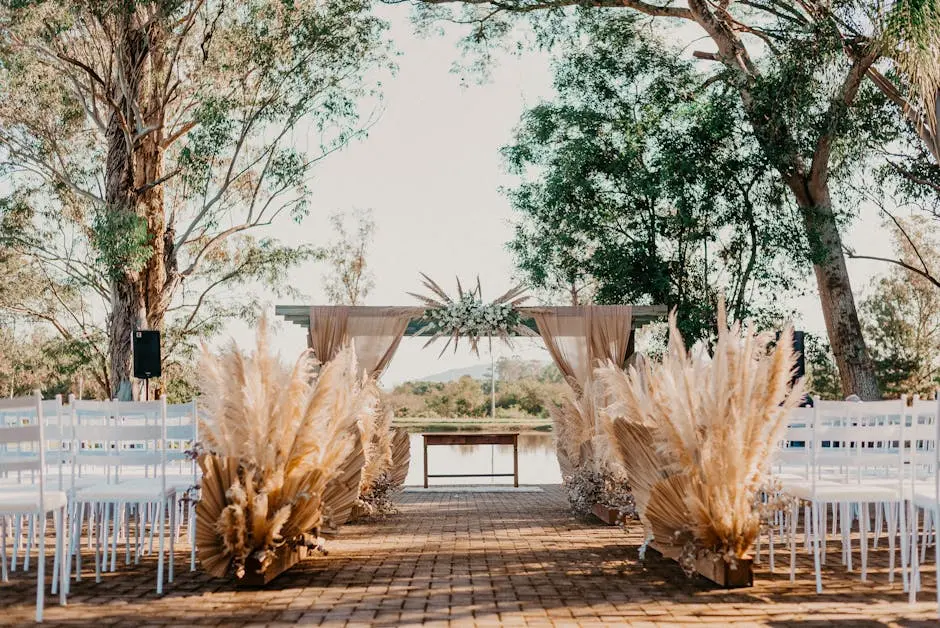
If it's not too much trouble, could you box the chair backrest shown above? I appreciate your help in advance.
[166,399,198,483]
[790,397,907,495]
[0,391,48,511]
[777,406,814,468]
[69,397,167,488]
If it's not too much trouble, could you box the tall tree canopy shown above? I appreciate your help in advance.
[405,0,917,398]
[861,216,940,397]
[504,16,801,343]
[0,0,389,396]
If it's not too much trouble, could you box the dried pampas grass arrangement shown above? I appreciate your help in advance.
[596,302,803,563]
[348,395,411,521]
[195,318,375,579]
[551,381,633,518]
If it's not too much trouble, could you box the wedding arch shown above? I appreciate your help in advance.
[274,302,667,394]
[276,299,666,481]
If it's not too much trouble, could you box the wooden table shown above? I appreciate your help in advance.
[422,432,519,488]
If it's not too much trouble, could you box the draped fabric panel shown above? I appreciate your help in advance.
[308,306,423,379]
[530,306,633,476]
[347,308,423,378]
[308,306,350,366]
[530,306,634,387]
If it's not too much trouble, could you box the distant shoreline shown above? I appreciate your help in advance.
[392,418,553,433]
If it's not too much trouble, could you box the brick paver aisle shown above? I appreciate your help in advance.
[1,486,938,626]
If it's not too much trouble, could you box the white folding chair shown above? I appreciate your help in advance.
[0,391,69,622]
[908,393,940,612]
[68,397,174,594]
[780,397,908,592]
[165,399,199,571]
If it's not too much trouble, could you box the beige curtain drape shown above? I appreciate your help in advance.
[348,308,422,378]
[308,306,350,365]
[308,306,423,379]
[531,306,633,477]
[530,305,633,389]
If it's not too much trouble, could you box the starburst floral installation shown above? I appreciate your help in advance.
[595,301,804,571]
[408,273,536,356]
[194,318,375,579]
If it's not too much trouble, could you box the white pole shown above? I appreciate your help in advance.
[490,336,496,419]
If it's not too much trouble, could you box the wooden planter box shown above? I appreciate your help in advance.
[238,545,309,587]
[592,503,623,525]
[648,542,753,588]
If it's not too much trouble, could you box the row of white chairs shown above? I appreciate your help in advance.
[768,395,940,614]
[0,392,199,622]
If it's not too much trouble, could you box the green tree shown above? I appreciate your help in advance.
[504,17,801,343]
[407,0,901,398]
[861,217,940,397]
[0,0,389,397]
[324,208,377,305]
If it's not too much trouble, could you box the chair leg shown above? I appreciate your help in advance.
[935,527,939,619]
[52,510,60,596]
[94,504,103,584]
[789,501,797,582]
[24,514,34,572]
[36,511,46,623]
[874,502,883,549]
[169,495,176,584]
[804,504,811,551]
[12,514,21,571]
[109,501,119,572]
[156,502,165,595]
[842,502,852,571]
[923,509,932,564]
[812,501,823,593]
[189,499,196,572]
[148,503,156,555]
[135,504,143,564]
[911,506,921,603]
[901,500,910,592]
[1,515,8,583]
[74,503,84,583]
[860,502,869,582]
[125,504,132,566]
[887,502,897,584]
[59,506,68,604]
[769,524,775,573]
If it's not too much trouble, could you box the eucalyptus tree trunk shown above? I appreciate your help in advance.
[105,17,171,399]
[788,176,881,400]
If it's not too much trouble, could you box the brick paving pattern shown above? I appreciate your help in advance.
[1,485,937,626]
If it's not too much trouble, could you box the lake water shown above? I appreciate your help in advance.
[402,432,562,486]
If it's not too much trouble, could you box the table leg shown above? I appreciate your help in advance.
[423,437,429,489]
[513,436,519,488]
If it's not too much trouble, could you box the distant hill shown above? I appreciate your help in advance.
[418,364,492,383]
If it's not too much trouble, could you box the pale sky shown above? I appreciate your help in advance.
[229,6,899,387]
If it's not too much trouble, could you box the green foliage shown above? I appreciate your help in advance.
[0,0,390,393]
[0,325,107,398]
[323,209,375,305]
[387,359,566,418]
[91,210,152,279]
[860,218,940,397]
[803,334,843,400]
[504,16,802,343]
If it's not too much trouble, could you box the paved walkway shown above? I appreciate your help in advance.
[1,485,938,626]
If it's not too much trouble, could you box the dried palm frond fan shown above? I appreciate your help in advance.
[195,318,375,579]
[596,301,803,564]
[349,396,412,519]
[550,379,632,518]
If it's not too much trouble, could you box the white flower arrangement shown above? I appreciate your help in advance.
[409,274,535,356]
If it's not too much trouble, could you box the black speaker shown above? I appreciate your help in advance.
[792,331,806,381]
[133,330,161,379]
